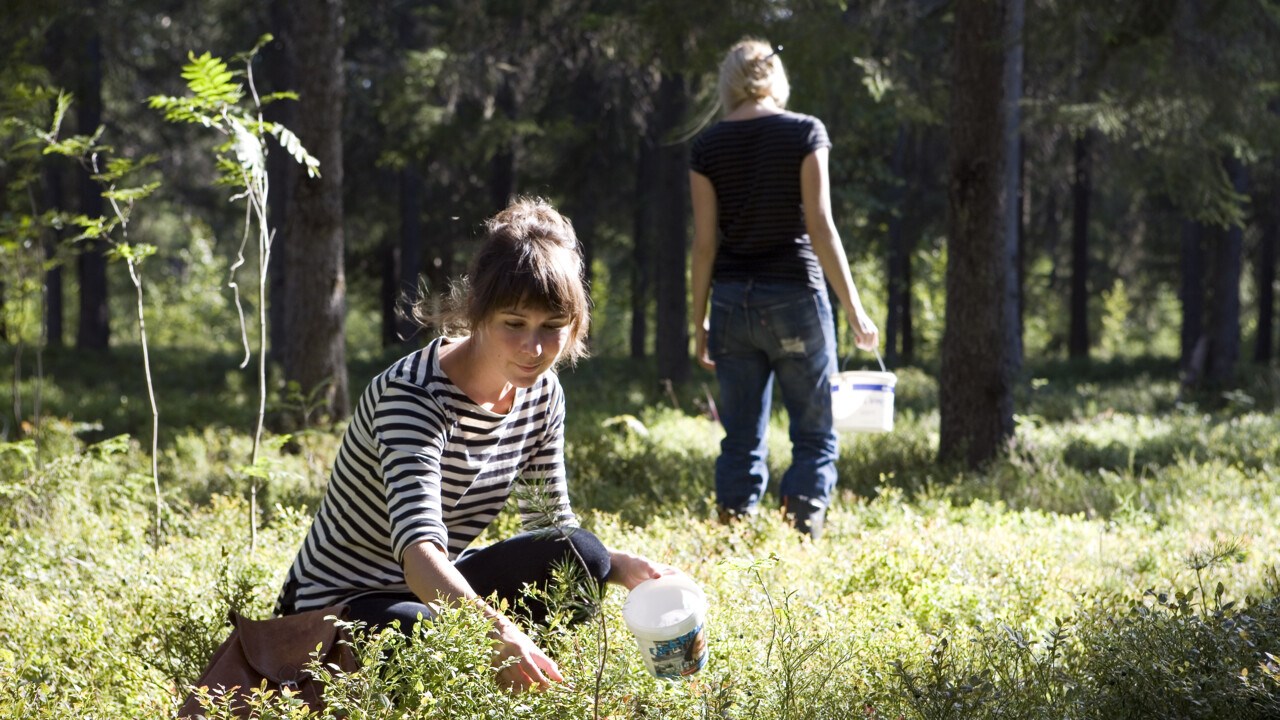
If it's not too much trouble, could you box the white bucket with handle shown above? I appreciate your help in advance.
[622,574,708,679]
[830,351,896,433]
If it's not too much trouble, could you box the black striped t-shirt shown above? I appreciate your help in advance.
[275,337,577,614]
[689,111,831,289]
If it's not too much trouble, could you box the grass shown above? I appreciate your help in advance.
[2,345,1279,718]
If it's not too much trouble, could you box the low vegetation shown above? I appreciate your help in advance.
[2,347,1279,719]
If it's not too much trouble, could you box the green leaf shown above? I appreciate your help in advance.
[107,243,158,263]
[270,125,321,178]
[66,214,112,240]
[0,440,38,468]
[181,51,243,107]
[147,94,220,125]
[48,91,73,139]
[102,182,161,203]
[239,462,272,480]
[259,91,299,105]
[43,135,93,158]
[89,434,133,457]
[228,116,265,178]
[92,154,158,184]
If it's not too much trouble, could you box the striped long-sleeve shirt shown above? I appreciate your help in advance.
[275,337,577,614]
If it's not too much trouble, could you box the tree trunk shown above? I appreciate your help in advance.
[1205,158,1246,384]
[1016,136,1028,353]
[43,162,65,348]
[1042,183,1061,292]
[280,0,349,422]
[653,73,690,385]
[1002,0,1025,374]
[1256,202,1277,363]
[423,179,452,323]
[42,20,68,349]
[562,71,611,303]
[938,0,1014,469]
[886,125,909,366]
[1068,131,1092,359]
[489,78,517,213]
[902,225,915,364]
[381,237,399,348]
[392,166,425,346]
[630,134,656,360]
[1179,220,1205,375]
[75,9,109,351]
[265,1,296,362]
[572,203,598,318]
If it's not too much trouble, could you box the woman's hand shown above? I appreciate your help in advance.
[490,617,564,693]
[695,321,715,371]
[850,309,880,352]
[403,542,563,694]
[608,550,678,590]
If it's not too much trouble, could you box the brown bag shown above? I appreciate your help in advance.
[178,605,358,719]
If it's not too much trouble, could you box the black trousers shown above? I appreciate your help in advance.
[345,529,611,632]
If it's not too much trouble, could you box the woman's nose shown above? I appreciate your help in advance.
[522,330,542,356]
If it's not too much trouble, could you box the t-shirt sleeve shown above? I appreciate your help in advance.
[373,379,452,564]
[804,116,832,155]
[516,378,578,531]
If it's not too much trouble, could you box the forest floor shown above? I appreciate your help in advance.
[2,347,1279,718]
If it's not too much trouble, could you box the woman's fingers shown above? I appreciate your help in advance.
[496,638,563,691]
[855,327,879,351]
[492,623,564,693]
[851,314,880,351]
[499,655,559,693]
[532,650,565,683]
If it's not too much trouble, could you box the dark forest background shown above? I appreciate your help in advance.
[3,0,1279,466]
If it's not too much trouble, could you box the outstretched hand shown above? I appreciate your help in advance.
[491,619,564,693]
[608,550,679,590]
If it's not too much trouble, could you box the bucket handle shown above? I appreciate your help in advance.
[841,348,887,373]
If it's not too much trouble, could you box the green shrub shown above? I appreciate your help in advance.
[5,352,1280,718]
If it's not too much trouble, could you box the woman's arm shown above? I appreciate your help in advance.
[800,147,879,351]
[690,170,720,371]
[403,540,564,692]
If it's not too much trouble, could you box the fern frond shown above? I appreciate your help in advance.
[270,125,322,178]
[181,51,243,107]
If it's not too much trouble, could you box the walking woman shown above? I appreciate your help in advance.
[690,39,880,538]
[276,198,679,692]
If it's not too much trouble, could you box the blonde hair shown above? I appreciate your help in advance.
[717,38,789,113]
[416,197,591,365]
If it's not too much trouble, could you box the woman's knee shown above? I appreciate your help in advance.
[561,529,611,585]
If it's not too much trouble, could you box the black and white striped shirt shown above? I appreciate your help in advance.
[276,337,577,614]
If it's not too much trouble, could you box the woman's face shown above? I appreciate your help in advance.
[476,305,572,388]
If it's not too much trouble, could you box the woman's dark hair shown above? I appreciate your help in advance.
[414,197,591,364]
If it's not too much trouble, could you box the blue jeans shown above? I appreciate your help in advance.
[708,280,839,512]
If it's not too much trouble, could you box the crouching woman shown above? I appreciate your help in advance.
[275,197,677,691]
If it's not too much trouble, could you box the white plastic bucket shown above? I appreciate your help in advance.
[830,370,897,433]
[622,574,708,678]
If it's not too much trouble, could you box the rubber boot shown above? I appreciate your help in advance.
[781,496,826,539]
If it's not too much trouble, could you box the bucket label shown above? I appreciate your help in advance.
[646,623,707,678]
